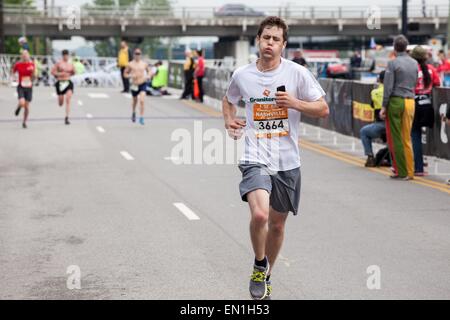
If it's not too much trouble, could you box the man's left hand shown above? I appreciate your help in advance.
[275,92,298,109]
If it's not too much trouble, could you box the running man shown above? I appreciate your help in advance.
[222,16,329,300]
[124,48,153,125]
[51,49,75,125]
[11,50,35,129]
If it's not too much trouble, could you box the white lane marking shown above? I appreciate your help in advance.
[96,126,105,133]
[120,151,134,161]
[88,93,109,99]
[86,113,93,119]
[173,203,200,221]
[78,100,83,106]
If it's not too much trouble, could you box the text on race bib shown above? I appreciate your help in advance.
[21,77,32,88]
[253,104,289,139]
[59,81,69,92]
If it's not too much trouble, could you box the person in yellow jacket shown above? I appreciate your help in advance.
[151,61,168,90]
[117,41,132,93]
[360,71,387,167]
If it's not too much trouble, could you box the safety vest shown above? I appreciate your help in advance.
[152,65,168,88]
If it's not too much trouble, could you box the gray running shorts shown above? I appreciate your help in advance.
[238,162,302,215]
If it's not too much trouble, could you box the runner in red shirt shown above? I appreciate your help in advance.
[11,50,35,129]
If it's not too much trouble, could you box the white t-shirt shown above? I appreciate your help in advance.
[226,58,325,171]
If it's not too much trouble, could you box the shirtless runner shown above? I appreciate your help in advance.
[51,49,75,125]
[124,48,153,125]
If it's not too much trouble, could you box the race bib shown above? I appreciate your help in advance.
[253,104,289,139]
[130,84,138,91]
[59,80,69,92]
[21,77,32,88]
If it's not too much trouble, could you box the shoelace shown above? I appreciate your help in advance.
[266,282,272,296]
[251,270,266,282]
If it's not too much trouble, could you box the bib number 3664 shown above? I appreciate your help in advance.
[253,104,289,139]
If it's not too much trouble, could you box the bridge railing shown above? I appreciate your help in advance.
[3,4,449,20]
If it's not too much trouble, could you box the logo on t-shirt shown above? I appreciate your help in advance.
[263,89,270,97]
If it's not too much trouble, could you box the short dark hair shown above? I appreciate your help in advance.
[62,49,69,55]
[197,49,203,57]
[393,35,409,52]
[257,16,288,43]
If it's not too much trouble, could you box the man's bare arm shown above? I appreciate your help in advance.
[275,92,329,118]
[50,63,58,77]
[222,96,245,129]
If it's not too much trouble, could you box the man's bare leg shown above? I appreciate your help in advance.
[247,189,271,300]
[247,189,270,261]
[265,207,289,277]
[65,91,72,118]
[131,96,137,122]
[58,95,64,107]
[138,91,145,125]
[64,91,72,125]
[23,101,29,126]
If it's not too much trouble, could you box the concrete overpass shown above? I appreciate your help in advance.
[2,4,449,38]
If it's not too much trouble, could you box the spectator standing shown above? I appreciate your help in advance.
[195,49,205,103]
[180,49,196,100]
[292,50,307,67]
[410,46,441,176]
[379,35,418,180]
[117,41,132,93]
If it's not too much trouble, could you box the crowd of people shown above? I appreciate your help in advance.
[179,48,205,103]
[360,37,447,180]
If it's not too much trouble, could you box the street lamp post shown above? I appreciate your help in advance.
[402,0,408,37]
[447,0,450,53]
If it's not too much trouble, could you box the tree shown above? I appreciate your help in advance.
[3,0,37,54]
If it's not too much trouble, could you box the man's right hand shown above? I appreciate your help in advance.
[225,118,246,140]
[225,118,246,130]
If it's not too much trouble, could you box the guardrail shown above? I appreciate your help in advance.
[1,54,233,87]
[3,3,449,20]
[1,54,118,86]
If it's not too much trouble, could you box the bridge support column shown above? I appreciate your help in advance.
[214,38,250,68]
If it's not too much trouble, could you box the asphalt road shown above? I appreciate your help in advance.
[1,86,449,300]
